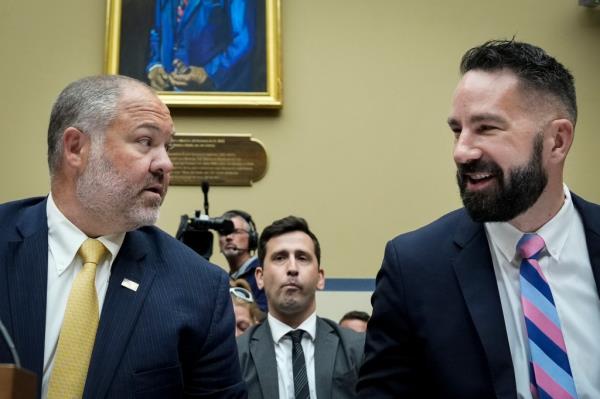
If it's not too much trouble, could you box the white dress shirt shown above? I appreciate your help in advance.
[42,194,125,398]
[485,186,600,399]
[268,312,318,399]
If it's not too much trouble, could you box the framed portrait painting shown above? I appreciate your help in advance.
[105,0,282,108]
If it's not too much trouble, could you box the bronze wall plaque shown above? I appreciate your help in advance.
[170,134,268,186]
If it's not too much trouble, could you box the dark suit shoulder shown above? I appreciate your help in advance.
[390,208,467,246]
[131,224,229,281]
[384,208,477,269]
[0,196,46,239]
[0,196,46,213]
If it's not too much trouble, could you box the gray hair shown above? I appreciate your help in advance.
[47,75,150,175]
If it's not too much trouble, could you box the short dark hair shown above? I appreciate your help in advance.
[339,310,370,324]
[460,39,577,124]
[258,216,321,266]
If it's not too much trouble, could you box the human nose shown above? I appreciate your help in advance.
[151,146,174,176]
[287,258,299,275]
[453,130,482,165]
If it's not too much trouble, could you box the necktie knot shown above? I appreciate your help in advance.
[287,329,305,345]
[78,238,108,265]
[516,233,545,260]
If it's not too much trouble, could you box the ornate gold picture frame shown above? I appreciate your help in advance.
[105,0,282,108]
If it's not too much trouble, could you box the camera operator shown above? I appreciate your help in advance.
[219,210,267,312]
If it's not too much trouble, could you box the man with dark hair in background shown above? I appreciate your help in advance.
[219,209,267,311]
[359,40,600,398]
[237,216,364,398]
[0,75,245,398]
[339,311,370,333]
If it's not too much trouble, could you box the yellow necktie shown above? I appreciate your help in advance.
[47,238,107,399]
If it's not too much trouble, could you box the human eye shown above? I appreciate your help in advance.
[476,124,498,134]
[272,252,287,263]
[297,252,312,263]
[137,136,152,147]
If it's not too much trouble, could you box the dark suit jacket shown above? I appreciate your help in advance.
[0,197,247,398]
[357,193,600,398]
[237,317,365,398]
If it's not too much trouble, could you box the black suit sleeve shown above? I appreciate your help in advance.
[357,240,423,397]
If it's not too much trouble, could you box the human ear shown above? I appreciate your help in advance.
[316,268,325,290]
[548,118,574,163]
[255,267,264,290]
[62,127,90,169]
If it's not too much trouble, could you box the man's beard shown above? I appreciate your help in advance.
[456,134,547,223]
[75,142,164,232]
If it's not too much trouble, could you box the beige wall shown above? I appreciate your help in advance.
[1,1,599,287]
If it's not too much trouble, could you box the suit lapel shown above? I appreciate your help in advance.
[250,322,279,398]
[452,215,517,399]
[6,199,48,381]
[314,318,337,399]
[572,193,600,299]
[84,230,157,399]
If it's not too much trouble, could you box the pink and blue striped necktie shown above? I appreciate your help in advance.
[518,233,578,399]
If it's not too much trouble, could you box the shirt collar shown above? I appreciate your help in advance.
[231,255,257,279]
[485,184,574,265]
[268,311,317,344]
[47,193,126,275]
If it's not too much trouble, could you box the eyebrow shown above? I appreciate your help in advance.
[447,113,507,126]
[135,123,161,132]
[136,123,176,137]
[271,250,289,257]
[270,249,313,257]
[294,250,312,257]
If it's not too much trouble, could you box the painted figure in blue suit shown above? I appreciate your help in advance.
[358,40,600,398]
[147,0,264,92]
[0,75,246,398]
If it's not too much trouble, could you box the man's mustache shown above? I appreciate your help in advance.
[457,160,502,176]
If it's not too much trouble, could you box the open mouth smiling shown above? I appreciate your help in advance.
[463,172,496,189]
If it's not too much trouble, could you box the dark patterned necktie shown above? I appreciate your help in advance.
[287,329,310,399]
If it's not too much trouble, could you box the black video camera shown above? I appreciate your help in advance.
[176,212,234,260]
[187,214,234,235]
[175,182,235,260]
